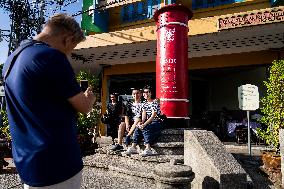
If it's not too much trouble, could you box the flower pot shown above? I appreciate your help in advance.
[262,150,281,171]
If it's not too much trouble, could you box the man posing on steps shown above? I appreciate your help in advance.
[111,88,143,151]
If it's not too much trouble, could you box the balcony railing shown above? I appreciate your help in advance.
[192,0,244,10]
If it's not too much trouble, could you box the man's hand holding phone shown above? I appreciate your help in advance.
[85,87,96,104]
[80,80,89,92]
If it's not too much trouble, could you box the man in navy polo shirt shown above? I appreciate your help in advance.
[2,13,95,189]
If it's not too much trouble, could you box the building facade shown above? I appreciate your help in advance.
[70,0,284,135]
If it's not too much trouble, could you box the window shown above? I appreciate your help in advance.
[147,0,160,18]
[121,0,152,23]
[137,2,147,19]
[192,0,205,9]
[121,6,130,22]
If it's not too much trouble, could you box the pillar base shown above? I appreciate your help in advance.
[163,118,190,128]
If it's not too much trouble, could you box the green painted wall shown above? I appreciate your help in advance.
[81,0,108,34]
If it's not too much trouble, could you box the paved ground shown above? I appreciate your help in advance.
[0,158,156,189]
[0,143,282,189]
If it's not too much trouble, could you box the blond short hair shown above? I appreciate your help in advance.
[44,13,85,43]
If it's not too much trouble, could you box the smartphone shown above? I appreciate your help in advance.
[80,80,89,91]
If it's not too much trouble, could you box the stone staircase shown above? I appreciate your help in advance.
[91,128,190,179]
[151,128,188,156]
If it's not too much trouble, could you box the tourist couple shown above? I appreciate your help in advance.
[111,85,162,157]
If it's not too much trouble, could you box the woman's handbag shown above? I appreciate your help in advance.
[158,114,167,127]
[101,114,109,124]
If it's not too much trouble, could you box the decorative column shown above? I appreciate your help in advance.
[154,5,192,119]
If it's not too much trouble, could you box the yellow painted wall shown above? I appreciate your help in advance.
[189,0,270,35]
[77,1,274,50]
[189,50,278,70]
[178,0,192,9]
[100,74,109,136]
[106,0,270,32]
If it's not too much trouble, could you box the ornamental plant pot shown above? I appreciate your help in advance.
[261,150,281,172]
[261,149,282,187]
[77,134,98,156]
[0,138,11,170]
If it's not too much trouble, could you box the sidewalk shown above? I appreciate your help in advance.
[0,157,155,189]
[224,142,271,156]
[0,143,281,189]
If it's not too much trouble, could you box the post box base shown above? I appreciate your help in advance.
[163,118,190,128]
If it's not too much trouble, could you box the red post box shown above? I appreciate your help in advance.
[154,4,193,119]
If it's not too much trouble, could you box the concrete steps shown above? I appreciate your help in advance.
[91,128,189,179]
[151,142,184,155]
[150,128,190,155]
[95,128,188,156]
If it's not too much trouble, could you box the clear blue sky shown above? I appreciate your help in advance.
[0,0,83,64]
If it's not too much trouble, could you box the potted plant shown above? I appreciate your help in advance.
[76,71,101,155]
[257,60,284,173]
[0,109,12,169]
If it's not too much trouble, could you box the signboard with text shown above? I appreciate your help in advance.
[238,84,259,111]
[218,7,284,30]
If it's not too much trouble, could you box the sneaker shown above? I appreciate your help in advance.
[125,146,138,155]
[110,144,124,151]
[139,148,153,157]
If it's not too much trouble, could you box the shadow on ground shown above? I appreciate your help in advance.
[232,153,277,189]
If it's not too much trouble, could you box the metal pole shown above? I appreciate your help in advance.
[247,110,251,155]
[0,97,4,111]
[37,0,45,34]
[8,7,14,55]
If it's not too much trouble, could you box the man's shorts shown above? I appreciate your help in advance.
[24,170,82,189]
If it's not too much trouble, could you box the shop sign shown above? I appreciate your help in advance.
[95,0,141,9]
[160,58,177,93]
[238,84,259,111]
[218,7,284,30]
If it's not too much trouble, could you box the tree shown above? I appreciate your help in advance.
[0,64,3,77]
[0,0,40,53]
[257,60,284,152]
[0,0,79,54]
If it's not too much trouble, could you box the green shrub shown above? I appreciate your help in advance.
[76,71,101,139]
[0,109,11,141]
[257,60,284,152]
